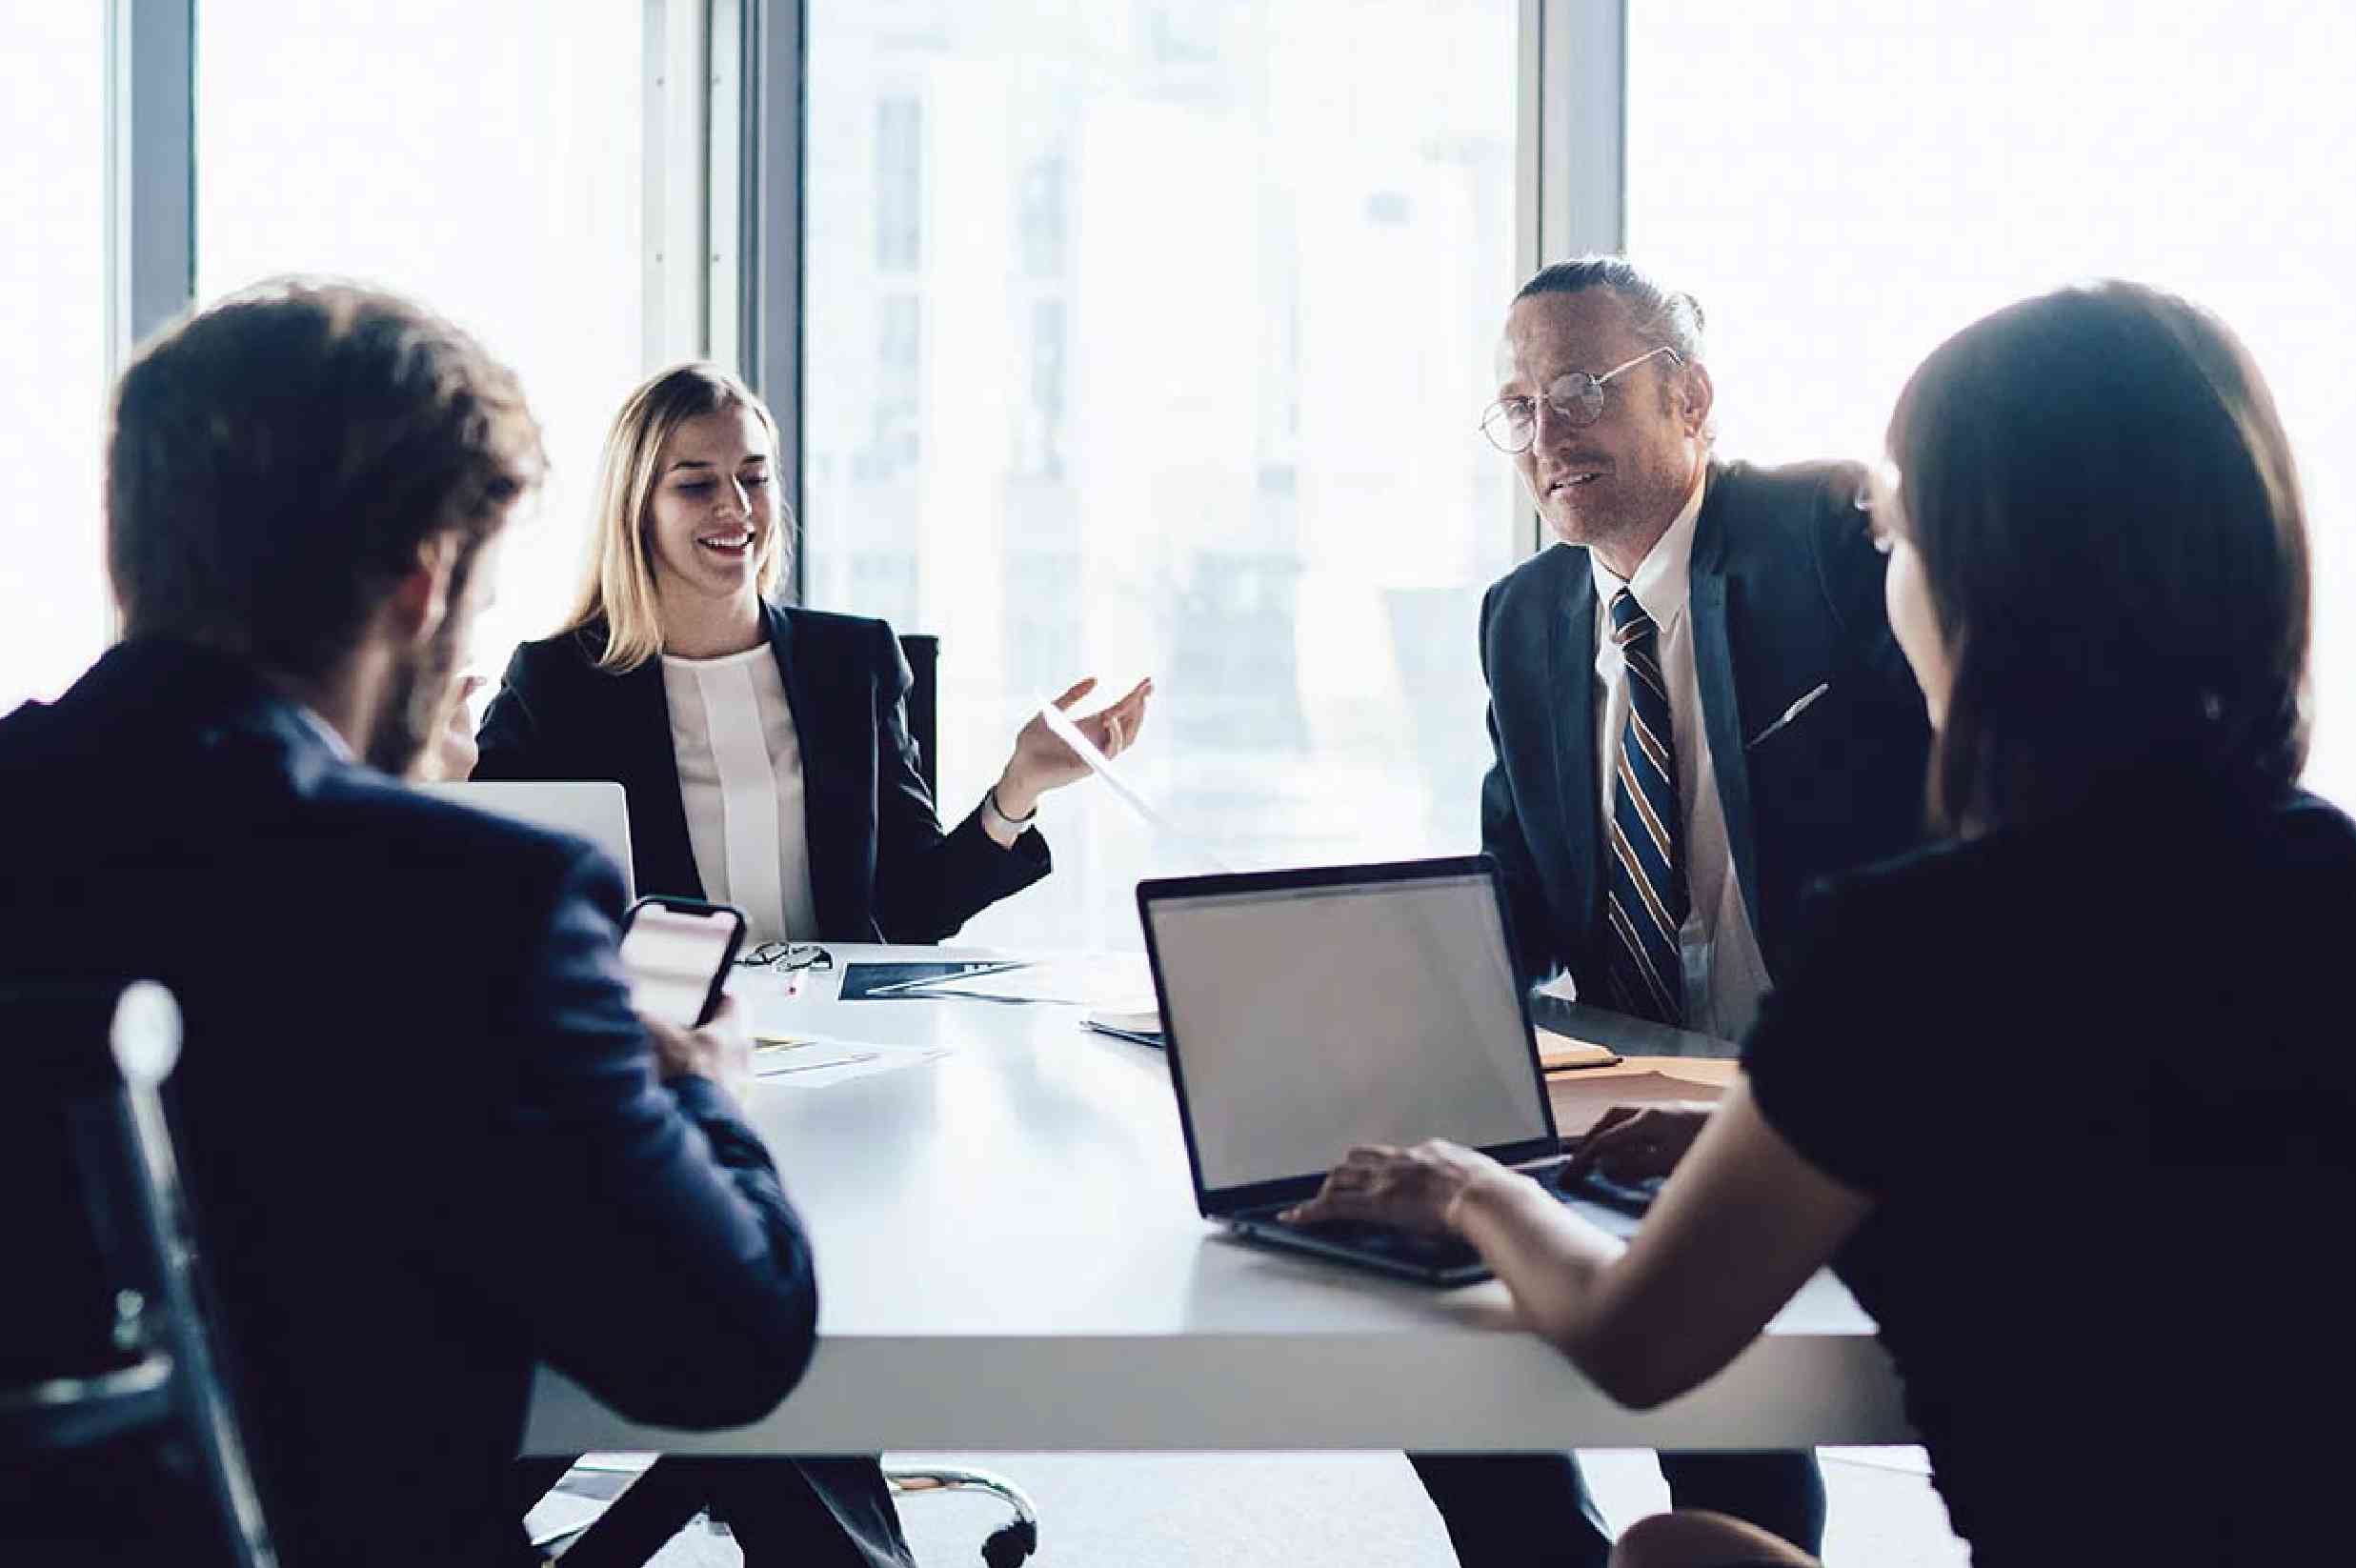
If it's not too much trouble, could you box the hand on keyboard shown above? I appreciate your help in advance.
[1279,1138,1513,1237]
[1559,1103,1717,1187]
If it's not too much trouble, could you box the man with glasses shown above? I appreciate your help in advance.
[1410,257,1929,1565]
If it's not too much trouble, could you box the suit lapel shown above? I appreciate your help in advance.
[1548,553,1604,942]
[617,653,704,900]
[762,604,866,938]
[1687,469,1767,946]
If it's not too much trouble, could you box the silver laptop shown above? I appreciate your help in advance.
[419,780,636,899]
[1137,855,1564,1286]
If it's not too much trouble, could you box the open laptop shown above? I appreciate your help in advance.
[1137,855,1567,1286]
[418,780,636,899]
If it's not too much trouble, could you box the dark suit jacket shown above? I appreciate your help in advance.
[1480,458,1931,992]
[0,640,821,1568]
[474,602,1049,943]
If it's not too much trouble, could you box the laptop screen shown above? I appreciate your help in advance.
[420,780,636,899]
[1142,864,1551,1199]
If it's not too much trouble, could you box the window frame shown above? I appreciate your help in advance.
[116,0,1622,626]
[751,0,1623,593]
[106,0,197,643]
[117,0,734,409]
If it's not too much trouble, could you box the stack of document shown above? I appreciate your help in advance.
[837,959,1030,1000]
[1079,1007,1165,1048]
[1068,1017,1616,1059]
[905,952,1156,1011]
[1536,1029,1621,1072]
[752,1034,946,1088]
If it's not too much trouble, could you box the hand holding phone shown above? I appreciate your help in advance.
[643,996,754,1100]
[618,896,748,1029]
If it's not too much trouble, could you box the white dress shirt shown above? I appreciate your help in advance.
[661,645,819,946]
[292,704,355,763]
[1589,471,1775,1040]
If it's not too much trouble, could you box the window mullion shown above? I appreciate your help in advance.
[1515,0,1625,562]
[735,0,805,604]
[106,0,195,644]
[644,0,713,370]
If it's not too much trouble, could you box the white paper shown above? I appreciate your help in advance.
[1037,698,1235,872]
[752,1035,947,1089]
[524,1492,608,1547]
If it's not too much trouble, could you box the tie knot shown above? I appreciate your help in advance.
[1608,587,1656,646]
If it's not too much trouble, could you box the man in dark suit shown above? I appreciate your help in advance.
[1411,258,1928,1565]
[0,282,823,1567]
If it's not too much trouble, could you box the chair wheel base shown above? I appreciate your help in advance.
[980,1518,1037,1567]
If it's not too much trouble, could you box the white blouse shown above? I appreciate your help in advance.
[660,645,819,945]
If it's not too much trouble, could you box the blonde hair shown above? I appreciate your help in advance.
[561,361,788,671]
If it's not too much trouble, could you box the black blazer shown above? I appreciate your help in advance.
[0,641,820,1568]
[475,601,1049,943]
[1479,458,1931,989]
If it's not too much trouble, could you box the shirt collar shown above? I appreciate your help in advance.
[290,702,357,764]
[1589,464,1707,633]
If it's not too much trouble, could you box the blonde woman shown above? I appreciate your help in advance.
[477,362,1148,1568]
[475,360,1149,947]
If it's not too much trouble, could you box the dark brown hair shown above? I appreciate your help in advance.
[108,279,546,679]
[1886,281,2310,833]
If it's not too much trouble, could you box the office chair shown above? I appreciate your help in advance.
[887,1463,1039,1568]
[1,982,278,1568]
[524,1456,1038,1567]
[898,631,940,799]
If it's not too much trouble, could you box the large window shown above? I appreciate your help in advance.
[1629,1,2356,804]
[195,1,646,683]
[0,10,109,714]
[806,0,1522,948]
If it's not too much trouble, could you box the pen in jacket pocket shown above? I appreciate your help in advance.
[1746,681,1831,750]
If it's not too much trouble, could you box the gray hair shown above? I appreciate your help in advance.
[1516,255,1706,363]
[1515,255,1710,444]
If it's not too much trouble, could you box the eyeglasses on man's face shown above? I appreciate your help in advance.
[1480,345,1685,453]
[735,941,834,973]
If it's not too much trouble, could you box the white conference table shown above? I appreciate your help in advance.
[522,945,1908,1456]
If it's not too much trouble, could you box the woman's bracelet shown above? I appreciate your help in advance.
[984,785,1038,834]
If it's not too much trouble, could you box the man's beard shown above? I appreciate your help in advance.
[363,615,460,775]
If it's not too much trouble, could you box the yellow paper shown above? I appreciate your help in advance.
[1536,1028,1621,1072]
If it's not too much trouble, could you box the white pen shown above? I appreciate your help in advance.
[1746,681,1831,750]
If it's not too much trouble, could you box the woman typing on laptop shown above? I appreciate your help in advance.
[472,362,1149,1568]
[1285,284,2355,1567]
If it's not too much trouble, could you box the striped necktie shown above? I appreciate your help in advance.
[1603,587,1687,1026]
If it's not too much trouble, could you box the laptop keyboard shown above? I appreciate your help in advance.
[1273,1215,1483,1271]
[1555,1166,1664,1218]
[1272,1170,1657,1270]
[1233,1157,1662,1280]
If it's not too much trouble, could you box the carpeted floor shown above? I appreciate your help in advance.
[589,1447,1966,1567]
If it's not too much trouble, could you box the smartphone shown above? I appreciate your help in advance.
[617,896,748,1029]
